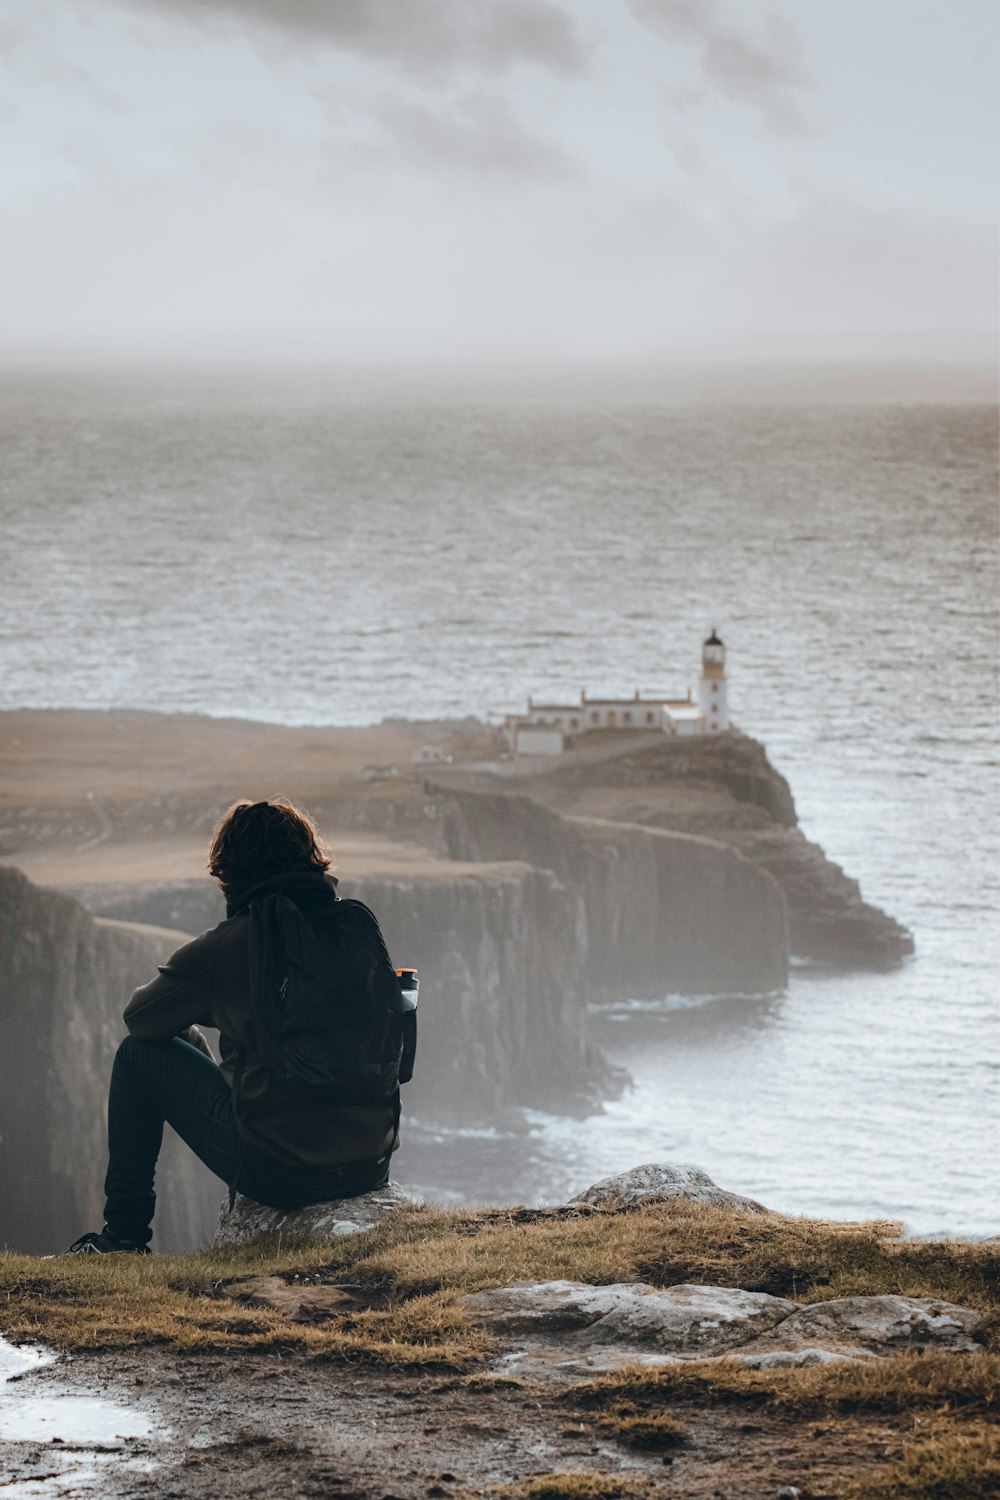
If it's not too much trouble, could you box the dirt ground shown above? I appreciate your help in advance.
[3,1346,920,1500]
[0,709,497,813]
[0,707,512,889]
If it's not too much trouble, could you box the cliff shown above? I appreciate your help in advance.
[58,861,620,1122]
[1,710,910,971]
[0,866,220,1254]
[482,732,913,968]
[430,788,788,997]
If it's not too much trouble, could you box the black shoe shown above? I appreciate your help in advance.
[65,1230,151,1255]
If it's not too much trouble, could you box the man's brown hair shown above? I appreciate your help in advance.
[208,798,331,901]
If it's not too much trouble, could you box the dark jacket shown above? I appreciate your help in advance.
[123,868,397,1171]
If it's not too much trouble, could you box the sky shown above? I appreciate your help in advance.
[0,0,996,363]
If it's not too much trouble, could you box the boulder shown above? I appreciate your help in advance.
[462,1279,985,1383]
[496,1347,681,1381]
[742,1295,983,1357]
[462,1280,795,1355]
[214,1182,413,1247]
[568,1163,771,1214]
[587,1284,797,1353]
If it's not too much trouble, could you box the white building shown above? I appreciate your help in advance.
[506,631,730,755]
[411,745,453,764]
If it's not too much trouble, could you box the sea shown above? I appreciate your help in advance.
[1,362,997,1236]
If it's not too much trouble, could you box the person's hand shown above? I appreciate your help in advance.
[181,1025,214,1060]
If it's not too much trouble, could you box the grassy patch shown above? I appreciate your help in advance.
[571,1350,1000,1419]
[570,1355,999,1491]
[320,1200,999,1316]
[3,1201,997,1497]
[590,1405,688,1451]
[493,1474,662,1499]
[2,1199,996,1370]
[843,1424,1000,1499]
[0,1219,489,1367]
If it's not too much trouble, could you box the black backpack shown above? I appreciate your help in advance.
[245,893,416,1104]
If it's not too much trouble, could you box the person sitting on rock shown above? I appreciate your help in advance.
[67,799,402,1254]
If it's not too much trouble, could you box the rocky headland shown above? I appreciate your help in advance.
[0,866,223,1254]
[0,709,912,1257]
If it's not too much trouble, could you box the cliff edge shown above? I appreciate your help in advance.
[0,866,221,1254]
[448,730,913,968]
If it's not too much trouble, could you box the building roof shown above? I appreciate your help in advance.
[515,696,689,714]
[579,699,666,708]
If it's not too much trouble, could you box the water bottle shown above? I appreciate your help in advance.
[395,968,419,1012]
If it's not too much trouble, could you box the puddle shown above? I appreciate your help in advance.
[0,1392,155,1444]
[1,1335,164,1496]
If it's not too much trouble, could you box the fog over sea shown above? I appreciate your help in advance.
[2,365,997,1236]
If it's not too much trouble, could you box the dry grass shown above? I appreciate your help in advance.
[492,1473,662,1499]
[2,1198,996,1373]
[3,1201,997,1497]
[0,1225,489,1367]
[571,1349,1000,1419]
[320,1200,1000,1316]
[569,1351,999,1473]
[843,1424,1000,1499]
[590,1406,688,1451]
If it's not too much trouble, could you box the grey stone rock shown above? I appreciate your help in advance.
[747,1295,983,1356]
[460,1280,654,1332]
[495,1347,680,1382]
[729,1347,868,1370]
[214,1181,414,1247]
[585,1283,797,1352]
[568,1163,771,1215]
[462,1280,794,1354]
[463,1279,985,1384]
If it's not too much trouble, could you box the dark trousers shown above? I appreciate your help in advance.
[104,1035,389,1246]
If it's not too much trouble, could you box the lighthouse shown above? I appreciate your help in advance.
[697,629,728,733]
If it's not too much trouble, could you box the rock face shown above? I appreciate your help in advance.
[515,733,913,968]
[569,1163,771,1215]
[0,867,222,1254]
[432,788,789,998]
[459,1279,984,1381]
[345,865,619,1116]
[65,877,224,938]
[66,798,793,1116]
[215,1182,413,1247]
[737,827,913,969]
[74,863,619,1120]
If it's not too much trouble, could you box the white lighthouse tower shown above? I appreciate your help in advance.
[697,629,728,733]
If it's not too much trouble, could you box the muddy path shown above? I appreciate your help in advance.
[1,1345,914,1499]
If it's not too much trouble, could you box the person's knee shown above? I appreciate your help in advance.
[114,1032,173,1073]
